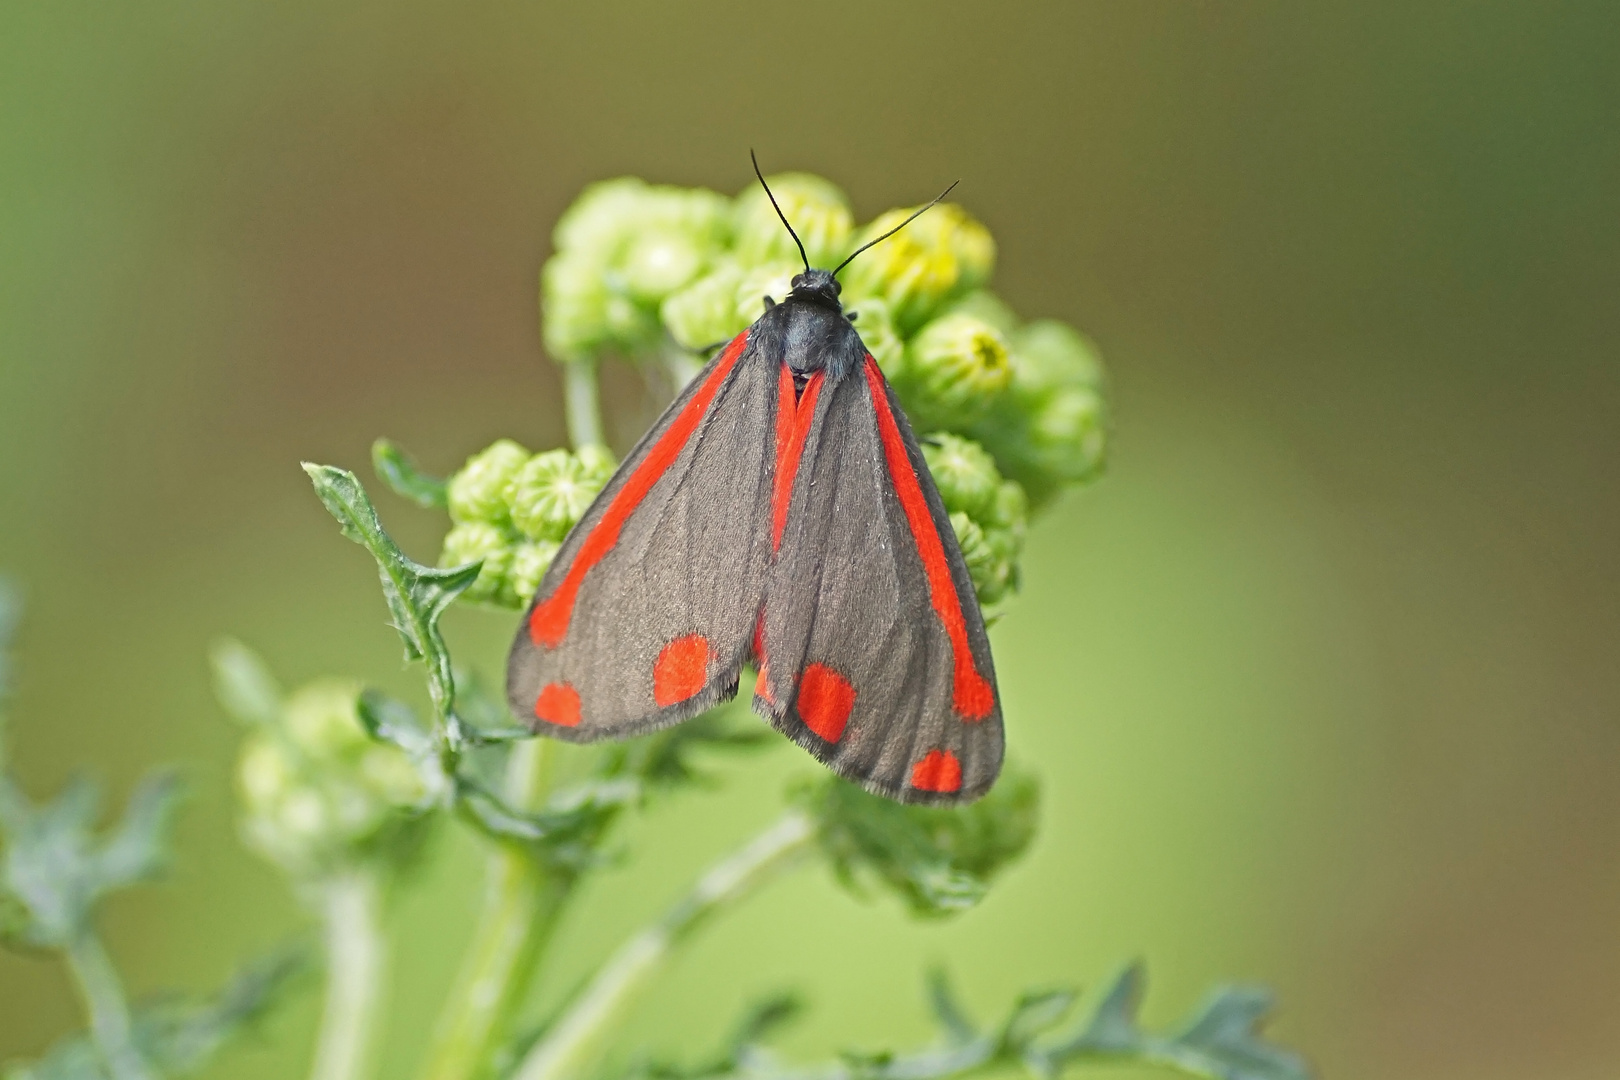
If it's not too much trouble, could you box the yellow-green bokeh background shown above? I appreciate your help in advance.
[4,3,1618,1077]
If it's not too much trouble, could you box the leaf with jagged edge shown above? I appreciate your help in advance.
[303,463,479,725]
[372,437,449,509]
[4,946,308,1080]
[1037,963,1311,1080]
[607,964,1308,1080]
[598,705,774,793]
[801,767,1038,918]
[925,969,979,1045]
[0,771,182,949]
[207,638,282,728]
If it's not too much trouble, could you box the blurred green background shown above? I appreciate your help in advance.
[3,2,1618,1077]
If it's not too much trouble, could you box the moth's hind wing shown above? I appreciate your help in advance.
[507,332,779,741]
[755,356,1004,804]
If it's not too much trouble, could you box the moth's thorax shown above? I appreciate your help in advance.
[755,279,867,381]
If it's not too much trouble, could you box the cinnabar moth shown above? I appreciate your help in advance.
[507,158,1003,804]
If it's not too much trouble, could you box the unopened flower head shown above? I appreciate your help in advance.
[840,203,995,332]
[893,313,1012,429]
[733,173,854,269]
[236,679,428,876]
[447,440,530,527]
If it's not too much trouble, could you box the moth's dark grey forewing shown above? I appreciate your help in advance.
[506,333,779,741]
[755,359,1004,805]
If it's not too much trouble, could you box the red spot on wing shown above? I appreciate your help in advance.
[863,357,996,720]
[654,633,711,706]
[771,368,824,551]
[910,748,963,793]
[797,663,855,742]
[529,332,750,648]
[535,682,581,727]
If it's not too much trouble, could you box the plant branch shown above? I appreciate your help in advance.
[308,869,387,1080]
[511,809,816,1080]
[64,931,154,1080]
[563,360,605,448]
[422,740,571,1080]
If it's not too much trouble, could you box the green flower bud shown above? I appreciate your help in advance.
[733,173,854,269]
[358,745,428,807]
[620,227,707,303]
[661,261,749,350]
[553,177,656,255]
[504,539,560,608]
[942,290,1020,337]
[845,296,904,373]
[237,736,297,815]
[235,674,435,877]
[840,203,996,332]
[506,449,605,542]
[1028,384,1108,479]
[1009,320,1106,406]
[949,512,1014,607]
[921,433,1001,520]
[964,320,1110,506]
[440,521,513,603]
[541,251,662,362]
[986,480,1029,551]
[447,440,530,526]
[893,313,1012,428]
[283,679,369,761]
[574,443,617,488]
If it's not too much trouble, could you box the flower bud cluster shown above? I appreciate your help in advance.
[921,434,1028,607]
[523,171,1110,610]
[236,679,430,877]
[439,440,616,608]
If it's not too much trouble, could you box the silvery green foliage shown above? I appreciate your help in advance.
[0,589,301,1080]
[615,966,1307,1080]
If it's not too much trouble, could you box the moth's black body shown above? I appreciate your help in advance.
[754,270,868,381]
[507,216,1004,805]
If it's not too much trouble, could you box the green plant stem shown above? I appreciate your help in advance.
[421,738,569,1080]
[563,360,605,448]
[309,869,387,1080]
[511,809,816,1080]
[65,931,154,1080]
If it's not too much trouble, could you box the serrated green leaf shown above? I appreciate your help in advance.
[4,947,307,1080]
[599,707,773,791]
[447,669,533,746]
[356,689,435,759]
[137,946,308,1073]
[92,774,182,892]
[0,772,180,948]
[372,438,449,509]
[802,768,1038,918]
[3,1035,105,1080]
[207,639,281,728]
[999,988,1079,1052]
[1044,964,1311,1080]
[302,463,478,723]
[925,970,979,1044]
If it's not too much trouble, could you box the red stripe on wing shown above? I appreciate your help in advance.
[771,367,824,551]
[529,332,750,648]
[863,356,995,720]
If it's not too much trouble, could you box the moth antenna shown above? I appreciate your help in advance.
[751,149,810,275]
[832,179,961,279]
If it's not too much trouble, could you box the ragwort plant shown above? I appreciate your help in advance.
[0,173,1308,1080]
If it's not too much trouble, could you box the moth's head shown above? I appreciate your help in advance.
[789,269,842,306]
